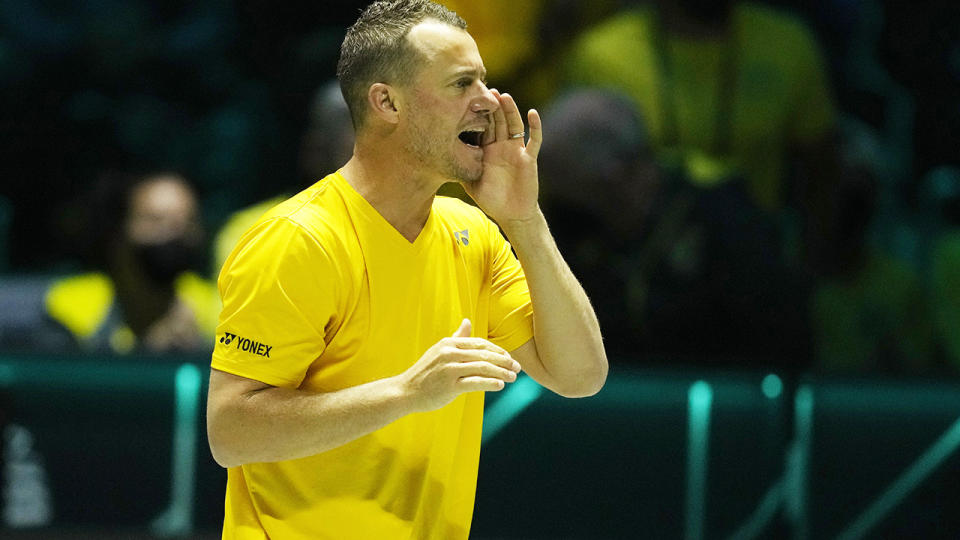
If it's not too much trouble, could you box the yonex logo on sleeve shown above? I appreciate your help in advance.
[455,229,469,246]
[219,332,272,358]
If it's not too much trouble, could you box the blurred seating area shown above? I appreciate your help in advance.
[1,0,956,374]
[0,0,958,536]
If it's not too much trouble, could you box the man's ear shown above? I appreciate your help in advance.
[367,83,401,125]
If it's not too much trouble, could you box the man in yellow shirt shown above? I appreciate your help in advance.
[205,1,608,539]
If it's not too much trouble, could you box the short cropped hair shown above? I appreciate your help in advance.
[337,0,466,130]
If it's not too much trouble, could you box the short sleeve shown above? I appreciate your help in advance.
[211,218,338,388]
[484,219,534,352]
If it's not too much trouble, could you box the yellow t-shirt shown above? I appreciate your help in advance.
[565,2,836,211]
[211,171,534,539]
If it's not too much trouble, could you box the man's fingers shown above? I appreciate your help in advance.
[491,89,509,142]
[450,337,510,356]
[526,108,542,158]
[499,93,526,143]
[453,349,521,371]
[457,376,507,393]
[482,89,499,146]
[451,318,472,338]
[452,361,518,383]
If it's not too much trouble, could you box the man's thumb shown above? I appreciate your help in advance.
[452,318,472,338]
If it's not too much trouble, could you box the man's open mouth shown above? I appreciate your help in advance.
[458,128,485,148]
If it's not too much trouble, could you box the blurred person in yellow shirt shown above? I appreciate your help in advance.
[566,0,842,270]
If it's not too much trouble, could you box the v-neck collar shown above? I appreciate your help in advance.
[333,171,438,253]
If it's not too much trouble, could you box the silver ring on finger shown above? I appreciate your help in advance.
[509,132,525,140]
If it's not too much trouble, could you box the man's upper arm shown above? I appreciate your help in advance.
[208,367,273,401]
[212,217,338,389]
[484,216,535,352]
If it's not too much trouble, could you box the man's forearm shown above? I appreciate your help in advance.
[208,325,520,467]
[501,209,608,396]
[207,371,412,468]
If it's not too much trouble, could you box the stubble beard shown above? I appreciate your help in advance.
[404,116,482,184]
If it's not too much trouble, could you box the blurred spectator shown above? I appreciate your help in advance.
[297,80,356,187]
[212,80,355,276]
[0,0,285,271]
[923,166,960,374]
[538,90,657,358]
[809,151,934,374]
[563,0,842,271]
[44,172,218,354]
[540,89,810,368]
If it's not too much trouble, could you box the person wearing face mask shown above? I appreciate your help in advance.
[44,172,219,354]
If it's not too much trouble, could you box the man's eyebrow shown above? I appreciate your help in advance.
[450,67,487,81]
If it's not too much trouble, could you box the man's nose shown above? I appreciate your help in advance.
[470,86,499,115]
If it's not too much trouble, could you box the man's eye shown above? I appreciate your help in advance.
[456,79,471,88]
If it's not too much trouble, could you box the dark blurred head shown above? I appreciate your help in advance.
[821,130,880,277]
[124,174,203,284]
[91,171,204,285]
[298,80,356,185]
[337,0,466,130]
[538,89,659,234]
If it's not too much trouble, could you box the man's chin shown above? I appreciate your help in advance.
[450,164,483,184]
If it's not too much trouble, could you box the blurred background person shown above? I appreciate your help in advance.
[538,90,659,360]
[563,0,843,274]
[921,166,960,374]
[44,171,218,354]
[809,149,935,374]
[539,89,810,369]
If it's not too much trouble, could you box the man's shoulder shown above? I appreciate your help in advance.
[221,175,358,278]
[250,174,356,246]
[263,175,345,225]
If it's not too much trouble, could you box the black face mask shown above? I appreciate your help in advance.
[132,237,202,285]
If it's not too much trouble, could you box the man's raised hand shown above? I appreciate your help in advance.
[465,90,543,225]
[399,319,521,413]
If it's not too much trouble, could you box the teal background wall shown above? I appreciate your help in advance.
[1,355,957,539]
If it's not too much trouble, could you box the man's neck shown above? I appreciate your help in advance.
[340,151,444,243]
